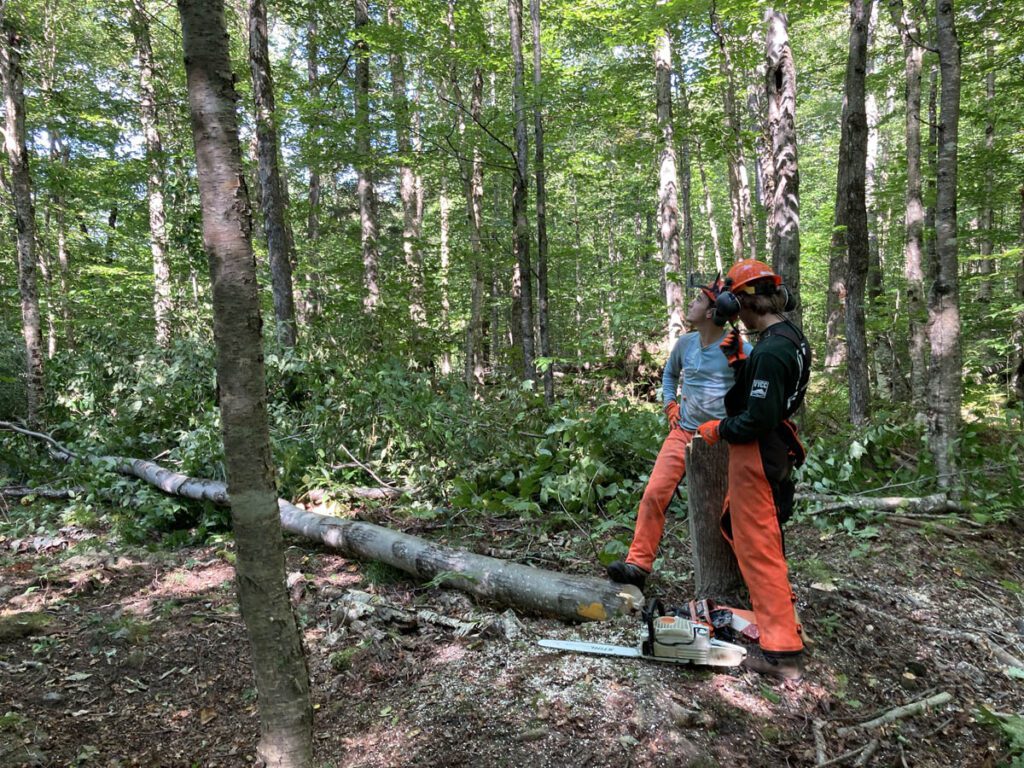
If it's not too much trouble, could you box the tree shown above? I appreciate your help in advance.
[890,0,928,410]
[531,0,553,404]
[765,9,801,329]
[1,17,44,425]
[509,0,535,382]
[841,0,872,425]
[711,4,756,262]
[249,0,297,347]
[655,21,682,346]
[128,0,174,349]
[355,0,380,314]
[176,0,313,763]
[928,0,962,489]
[388,2,425,339]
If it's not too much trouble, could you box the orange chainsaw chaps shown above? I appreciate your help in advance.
[720,441,804,654]
[625,427,694,571]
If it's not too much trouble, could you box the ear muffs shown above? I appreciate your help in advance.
[713,292,740,327]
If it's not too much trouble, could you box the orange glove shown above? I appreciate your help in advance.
[719,328,747,368]
[697,419,721,445]
[664,400,681,430]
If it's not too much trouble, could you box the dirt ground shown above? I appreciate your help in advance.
[1,510,1022,768]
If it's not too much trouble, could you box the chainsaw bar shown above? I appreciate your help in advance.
[537,637,747,667]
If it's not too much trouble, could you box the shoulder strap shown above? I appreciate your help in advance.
[761,320,811,418]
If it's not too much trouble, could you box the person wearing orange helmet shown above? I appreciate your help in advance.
[606,277,751,592]
[695,259,811,681]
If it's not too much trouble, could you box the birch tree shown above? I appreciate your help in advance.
[655,24,682,344]
[928,0,962,489]
[355,0,380,314]
[1,19,44,424]
[177,0,313,762]
[129,0,174,348]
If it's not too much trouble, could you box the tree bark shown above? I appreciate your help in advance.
[687,439,744,602]
[841,0,872,425]
[176,0,313,764]
[464,69,487,391]
[439,167,452,376]
[41,0,73,353]
[1,21,44,425]
[674,72,695,281]
[710,5,756,262]
[531,0,553,404]
[303,16,322,320]
[388,3,426,338]
[354,0,380,314]
[655,26,682,347]
[694,137,724,275]
[890,0,928,411]
[129,0,174,349]
[509,0,535,382]
[765,9,801,330]
[249,0,298,348]
[928,0,961,490]
[976,38,994,302]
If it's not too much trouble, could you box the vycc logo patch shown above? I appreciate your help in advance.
[750,379,770,399]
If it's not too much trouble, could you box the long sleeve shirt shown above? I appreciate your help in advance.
[662,331,751,431]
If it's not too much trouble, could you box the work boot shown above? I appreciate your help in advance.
[606,561,649,591]
[742,646,804,682]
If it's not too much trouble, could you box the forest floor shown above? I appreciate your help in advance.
[0,504,1022,768]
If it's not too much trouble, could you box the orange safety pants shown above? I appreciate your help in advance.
[625,427,694,572]
[721,440,803,654]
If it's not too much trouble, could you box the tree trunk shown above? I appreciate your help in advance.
[976,39,994,302]
[841,0,872,425]
[1,21,44,425]
[694,137,724,275]
[655,27,682,348]
[687,439,744,602]
[531,0,553,404]
[303,16,322,320]
[463,69,486,391]
[249,0,297,348]
[439,167,452,376]
[890,0,927,411]
[710,6,756,262]
[42,1,72,353]
[5,422,644,623]
[674,73,695,281]
[749,77,774,250]
[928,0,961,490]
[354,0,380,314]
[388,3,426,339]
[509,0,535,382]
[765,9,802,330]
[129,0,174,349]
[176,0,313,763]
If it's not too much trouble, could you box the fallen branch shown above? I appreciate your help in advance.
[3,425,641,623]
[1,485,83,500]
[835,692,953,737]
[796,491,960,515]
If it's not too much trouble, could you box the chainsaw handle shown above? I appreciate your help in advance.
[641,598,666,656]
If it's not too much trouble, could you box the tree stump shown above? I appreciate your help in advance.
[687,437,744,601]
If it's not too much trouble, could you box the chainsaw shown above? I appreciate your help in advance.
[538,599,750,668]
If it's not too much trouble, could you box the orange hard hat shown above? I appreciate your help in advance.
[725,259,782,294]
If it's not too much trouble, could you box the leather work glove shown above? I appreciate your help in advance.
[664,400,681,431]
[697,420,721,446]
[719,328,747,368]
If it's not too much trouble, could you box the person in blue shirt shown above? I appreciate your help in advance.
[607,278,751,591]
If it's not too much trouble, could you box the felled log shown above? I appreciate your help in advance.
[1,422,642,622]
[795,491,960,515]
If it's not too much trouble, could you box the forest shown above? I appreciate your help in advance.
[0,0,1023,764]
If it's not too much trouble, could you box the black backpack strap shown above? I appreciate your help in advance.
[762,320,811,418]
